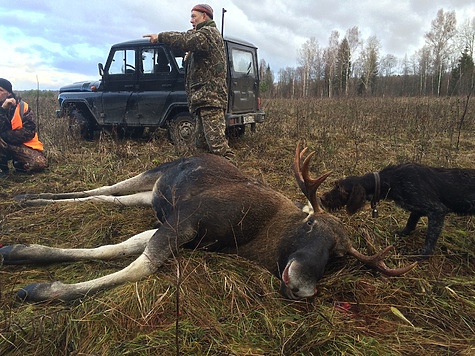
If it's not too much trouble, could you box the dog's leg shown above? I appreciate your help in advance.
[420,212,446,256]
[399,212,423,236]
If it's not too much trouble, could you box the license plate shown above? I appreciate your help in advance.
[243,115,254,124]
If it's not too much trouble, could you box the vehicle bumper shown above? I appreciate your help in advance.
[225,110,265,126]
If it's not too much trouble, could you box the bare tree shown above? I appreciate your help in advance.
[425,9,457,96]
[345,26,362,95]
[411,46,432,95]
[398,54,413,95]
[455,17,475,59]
[346,26,362,57]
[277,67,297,98]
[358,36,381,95]
[323,31,340,97]
[336,37,351,96]
[401,54,412,77]
[380,54,398,76]
[297,37,320,97]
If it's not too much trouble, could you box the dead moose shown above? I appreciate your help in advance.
[1,144,417,302]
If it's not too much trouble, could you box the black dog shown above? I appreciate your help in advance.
[320,163,475,256]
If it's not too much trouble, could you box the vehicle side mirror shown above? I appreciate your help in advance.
[98,63,104,76]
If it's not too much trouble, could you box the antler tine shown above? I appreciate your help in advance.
[294,142,332,213]
[348,245,419,276]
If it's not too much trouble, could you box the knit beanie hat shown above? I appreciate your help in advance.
[192,4,213,19]
[0,78,12,93]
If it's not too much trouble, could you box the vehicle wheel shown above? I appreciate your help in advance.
[69,110,94,140]
[226,125,245,139]
[168,114,195,146]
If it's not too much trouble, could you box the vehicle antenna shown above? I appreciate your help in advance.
[221,8,227,37]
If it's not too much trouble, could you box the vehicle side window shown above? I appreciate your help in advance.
[174,55,185,73]
[171,47,186,73]
[231,49,255,76]
[141,48,171,74]
[142,49,155,74]
[109,49,136,75]
[154,48,171,74]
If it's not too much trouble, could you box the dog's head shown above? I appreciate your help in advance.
[320,178,367,215]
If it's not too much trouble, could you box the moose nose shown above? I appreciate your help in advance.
[281,281,318,299]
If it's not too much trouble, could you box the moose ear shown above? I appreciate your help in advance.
[346,184,366,215]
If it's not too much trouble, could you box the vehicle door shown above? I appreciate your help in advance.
[101,47,140,126]
[226,42,259,114]
[137,46,178,126]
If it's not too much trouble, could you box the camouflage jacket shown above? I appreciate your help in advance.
[0,99,37,145]
[158,20,227,114]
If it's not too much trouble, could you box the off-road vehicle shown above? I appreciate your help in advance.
[56,37,265,142]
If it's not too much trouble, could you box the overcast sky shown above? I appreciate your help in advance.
[1,0,474,90]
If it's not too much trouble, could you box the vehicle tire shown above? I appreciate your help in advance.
[167,114,196,146]
[69,110,94,140]
[226,124,245,139]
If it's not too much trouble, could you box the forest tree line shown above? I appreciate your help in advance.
[258,9,475,99]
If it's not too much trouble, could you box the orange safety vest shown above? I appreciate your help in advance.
[11,101,44,151]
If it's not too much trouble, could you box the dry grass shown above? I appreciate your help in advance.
[1,94,474,355]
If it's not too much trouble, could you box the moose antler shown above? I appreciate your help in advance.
[294,142,332,213]
[348,230,418,276]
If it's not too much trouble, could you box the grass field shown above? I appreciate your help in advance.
[1,94,474,355]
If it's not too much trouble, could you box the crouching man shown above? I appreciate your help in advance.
[0,78,48,176]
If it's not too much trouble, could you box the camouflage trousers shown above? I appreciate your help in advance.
[194,107,232,156]
[0,139,48,173]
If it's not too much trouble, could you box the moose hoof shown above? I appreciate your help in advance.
[0,245,14,262]
[0,244,13,253]
[13,194,29,201]
[0,245,32,265]
[16,283,57,303]
[17,283,41,302]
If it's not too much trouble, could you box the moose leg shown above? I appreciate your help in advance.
[17,191,154,207]
[1,229,157,265]
[17,251,160,302]
[15,223,197,302]
[14,168,165,204]
[420,212,446,256]
[399,212,423,236]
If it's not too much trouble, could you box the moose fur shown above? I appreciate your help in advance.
[320,162,475,256]
[1,146,416,302]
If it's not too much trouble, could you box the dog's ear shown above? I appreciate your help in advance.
[346,184,366,215]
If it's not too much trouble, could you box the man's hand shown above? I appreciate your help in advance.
[143,34,158,43]
[1,97,16,110]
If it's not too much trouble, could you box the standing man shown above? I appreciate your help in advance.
[144,4,233,159]
[0,78,48,175]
